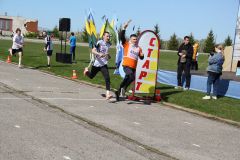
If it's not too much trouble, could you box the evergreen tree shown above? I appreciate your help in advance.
[154,24,164,48]
[168,33,179,50]
[204,30,215,53]
[189,32,195,45]
[224,35,233,46]
[154,24,160,38]
[81,27,89,43]
[52,26,59,38]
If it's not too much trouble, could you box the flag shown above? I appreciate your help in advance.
[114,43,124,75]
[85,9,97,68]
[99,19,117,45]
[85,9,97,48]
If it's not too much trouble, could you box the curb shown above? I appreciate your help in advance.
[1,60,240,128]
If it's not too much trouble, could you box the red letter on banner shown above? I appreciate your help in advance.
[142,60,150,69]
[135,82,142,90]
[148,48,153,57]
[139,71,147,79]
[149,38,156,46]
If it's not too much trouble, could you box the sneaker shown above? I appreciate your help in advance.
[83,67,89,76]
[128,90,133,94]
[114,91,120,101]
[18,65,23,69]
[202,95,211,100]
[212,96,217,100]
[174,86,182,89]
[106,94,113,100]
[183,87,190,91]
[47,64,50,69]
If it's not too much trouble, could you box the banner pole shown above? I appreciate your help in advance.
[231,0,240,72]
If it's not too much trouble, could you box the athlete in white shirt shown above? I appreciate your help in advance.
[10,28,24,68]
[84,32,112,100]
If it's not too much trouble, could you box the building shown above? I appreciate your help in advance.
[0,14,38,36]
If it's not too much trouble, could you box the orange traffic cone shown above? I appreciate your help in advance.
[154,89,161,102]
[71,70,78,79]
[6,56,11,63]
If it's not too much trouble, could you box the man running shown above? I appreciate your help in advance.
[83,32,112,100]
[115,20,144,101]
[10,28,24,68]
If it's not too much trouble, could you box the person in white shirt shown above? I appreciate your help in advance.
[83,32,112,100]
[10,28,24,68]
[43,32,53,68]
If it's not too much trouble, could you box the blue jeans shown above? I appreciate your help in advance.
[206,71,221,96]
[70,46,76,61]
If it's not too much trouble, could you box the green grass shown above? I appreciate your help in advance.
[159,51,209,71]
[1,39,240,122]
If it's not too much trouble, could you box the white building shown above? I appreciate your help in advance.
[0,14,38,36]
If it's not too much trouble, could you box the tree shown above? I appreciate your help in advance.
[154,24,164,48]
[154,24,160,38]
[204,30,215,53]
[168,33,179,50]
[81,26,89,43]
[52,26,59,38]
[224,35,233,46]
[189,32,195,45]
[136,26,141,37]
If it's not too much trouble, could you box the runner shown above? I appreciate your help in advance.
[83,32,112,100]
[44,32,53,69]
[10,28,24,68]
[115,20,144,101]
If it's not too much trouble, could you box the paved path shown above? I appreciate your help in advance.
[0,61,240,160]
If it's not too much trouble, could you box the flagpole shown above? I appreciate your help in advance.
[231,0,240,72]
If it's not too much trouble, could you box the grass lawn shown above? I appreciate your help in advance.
[0,39,240,122]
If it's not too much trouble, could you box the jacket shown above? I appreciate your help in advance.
[177,43,193,64]
[207,52,224,74]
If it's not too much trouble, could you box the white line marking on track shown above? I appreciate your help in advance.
[14,125,20,128]
[192,144,200,148]
[63,156,71,160]
[133,122,140,125]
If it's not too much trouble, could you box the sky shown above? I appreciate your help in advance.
[0,0,239,42]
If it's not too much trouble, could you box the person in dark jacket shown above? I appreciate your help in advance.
[175,36,193,90]
[202,44,224,100]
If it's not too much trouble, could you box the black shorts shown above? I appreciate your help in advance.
[12,48,23,55]
[47,50,53,56]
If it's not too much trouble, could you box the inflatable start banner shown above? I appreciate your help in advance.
[134,30,160,94]
[233,5,240,61]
